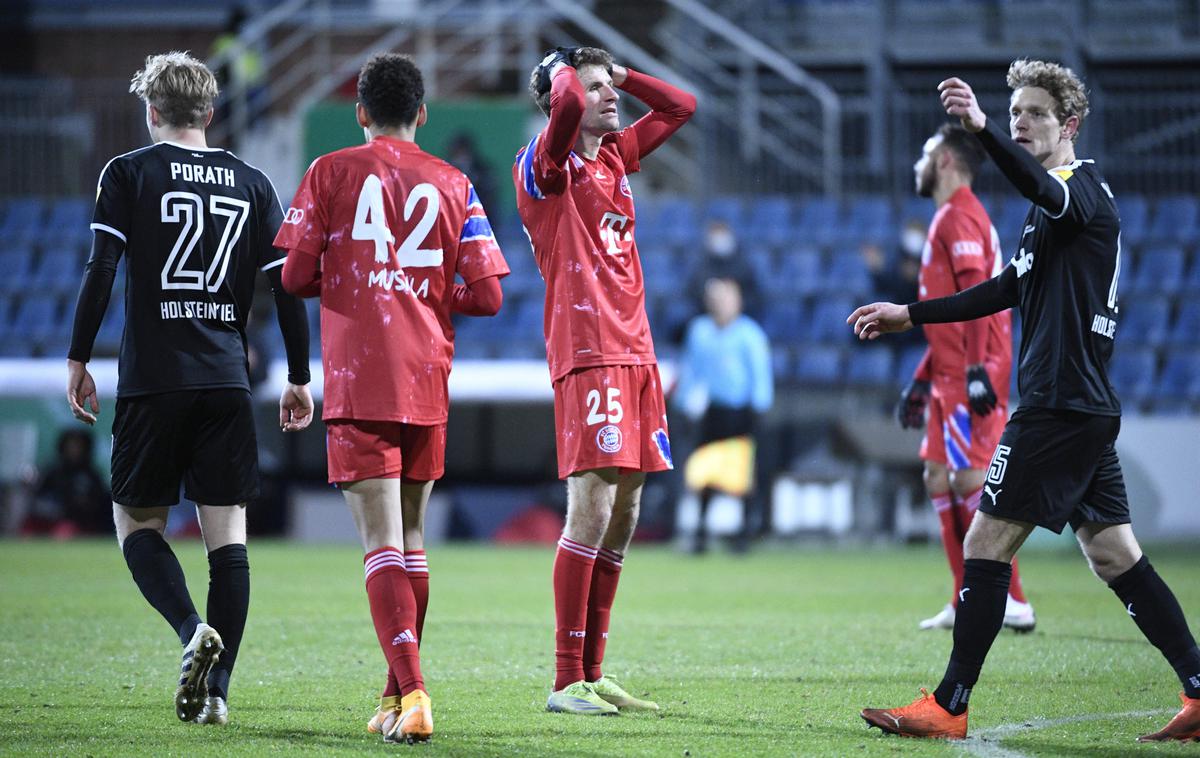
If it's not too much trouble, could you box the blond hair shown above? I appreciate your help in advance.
[1006,59,1089,139]
[129,51,218,129]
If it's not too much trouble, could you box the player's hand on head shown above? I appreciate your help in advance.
[966,364,998,416]
[66,359,99,426]
[610,64,628,86]
[536,46,578,93]
[896,378,931,429]
[279,382,314,432]
[938,77,987,133]
[846,302,913,340]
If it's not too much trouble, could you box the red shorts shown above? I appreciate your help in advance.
[920,385,1006,471]
[552,364,674,479]
[325,420,446,484]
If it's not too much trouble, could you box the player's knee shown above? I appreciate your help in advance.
[923,463,949,495]
[1083,545,1139,583]
[948,468,985,499]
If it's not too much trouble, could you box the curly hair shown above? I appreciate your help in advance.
[1006,59,1089,139]
[529,46,614,117]
[129,51,218,129]
[358,53,424,128]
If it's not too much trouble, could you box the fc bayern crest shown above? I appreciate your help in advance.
[619,175,632,198]
[596,424,623,453]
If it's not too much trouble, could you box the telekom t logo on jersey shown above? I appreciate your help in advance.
[599,212,633,256]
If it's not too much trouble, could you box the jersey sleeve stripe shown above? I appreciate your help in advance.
[466,184,483,212]
[1040,171,1070,220]
[260,257,286,271]
[89,222,127,243]
[519,135,545,200]
[460,216,495,242]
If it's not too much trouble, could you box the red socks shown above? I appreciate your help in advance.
[959,486,1029,603]
[364,547,424,697]
[584,548,624,682]
[382,549,430,699]
[553,536,597,691]
[932,492,966,606]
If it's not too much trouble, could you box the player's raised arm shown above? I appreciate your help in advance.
[939,76,1067,216]
[616,65,697,159]
[541,50,586,166]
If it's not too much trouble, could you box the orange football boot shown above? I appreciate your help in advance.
[1137,693,1200,742]
[861,688,968,739]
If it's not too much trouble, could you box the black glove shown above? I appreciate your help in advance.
[966,363,998,416]
[534,46,578,96]
[896,378,931,429]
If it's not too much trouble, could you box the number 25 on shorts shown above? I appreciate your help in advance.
[585,388,623,426]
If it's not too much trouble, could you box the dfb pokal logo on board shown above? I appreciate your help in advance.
[596,424,623,454]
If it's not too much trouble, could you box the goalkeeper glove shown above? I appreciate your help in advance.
[534,46,578,97]
[966,364,998,416]
[896,378,931,429]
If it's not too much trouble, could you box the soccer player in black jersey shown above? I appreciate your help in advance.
[65,52,314,726]
[850,59,1200,742]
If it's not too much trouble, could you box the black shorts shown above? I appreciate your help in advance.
[111,388,259,508]
[978,407,1129,534]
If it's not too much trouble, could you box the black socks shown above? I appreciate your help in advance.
[934,558,1012,715]
[205,543,250,700]
[1109,555,1200,698]
[121,529,201,645]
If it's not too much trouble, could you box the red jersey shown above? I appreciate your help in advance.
[918,186,1012,394]
[514,67,696,382]
[275,136,508,424]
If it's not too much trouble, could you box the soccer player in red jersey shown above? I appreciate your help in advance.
[276,53,509,743]
[903,124,1035,633]
[514,46,695,715]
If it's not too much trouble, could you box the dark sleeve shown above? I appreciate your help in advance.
[264,264,311,385]
[90,156,134,244]
[975,119,1067,218]
[67,231,124,362]
[257,176,288,269]
[909,263,1018,325]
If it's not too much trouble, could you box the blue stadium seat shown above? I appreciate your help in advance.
[702,195,745,228]
[840,195,893,245]
[658,197,700,247]
[742,195,793,247]
[1117,194,1149,246]
[761,301,806,345]
[770,247,822,297]
[844,345,895,386]
[794,196,841,248]
[1131,245,1186,295]
[1145,195,1198,244]
[793,344,843,384]
[1116,295,1170,348]
[11,294,61,343]
[1182,252,1200,296]
[898,196,930,227]
[771,345,792,383]
[0,198,46,242]
[994,196,1030,243]
[33,248,85,294]
[1115,248,1136,298]
[1168,301,1200,347]
[1154,350,1200,401]
[43,197,92,247]
[825,249,873,298]
[807,295,856,344]
[0,244,37,295]
[511,297,545,339]
[1108,347,1157,408]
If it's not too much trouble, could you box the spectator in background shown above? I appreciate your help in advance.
[20,428,110,538]
[211,6,266,142]
[861,223,924,348]
[675,277,772,554]
[447,132,498,222]
[685,220,763,321]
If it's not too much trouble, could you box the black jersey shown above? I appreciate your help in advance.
[90,141,287,397]
[1011,160,1122,416]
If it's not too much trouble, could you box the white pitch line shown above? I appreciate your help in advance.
[957,709,1172,758]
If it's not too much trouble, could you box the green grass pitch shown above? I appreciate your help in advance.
[1,539,1197,756]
